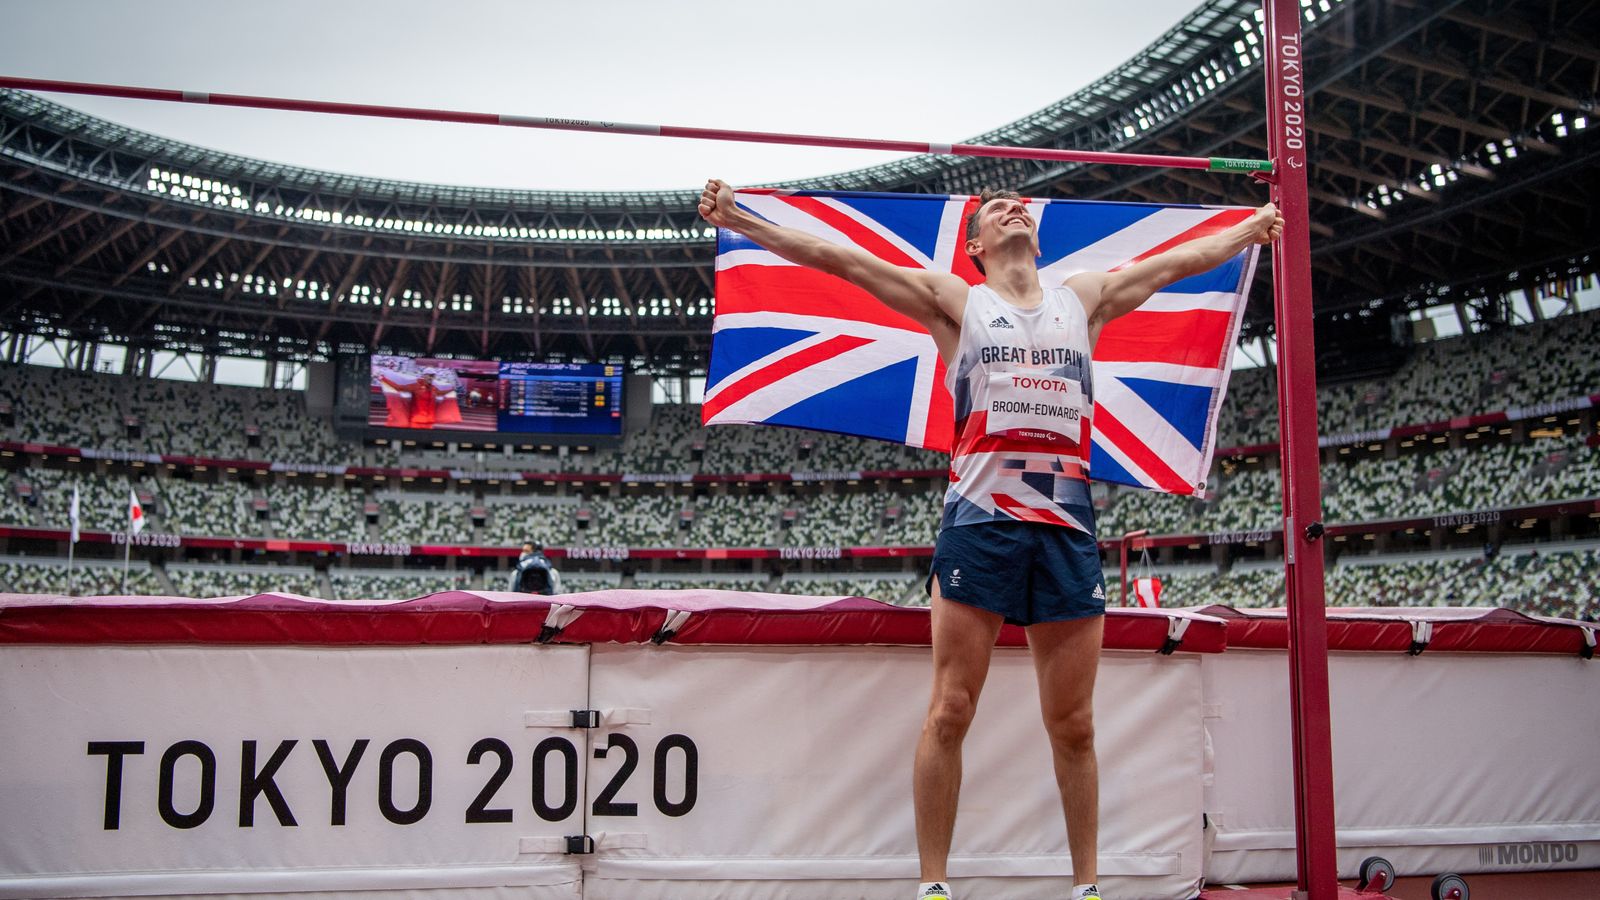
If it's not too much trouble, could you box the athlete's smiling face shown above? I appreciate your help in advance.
[966,196,1039,263]
[980,196,1034,239]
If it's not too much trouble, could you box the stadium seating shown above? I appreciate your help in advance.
[0,364,126,450]
[0,468,34,526]
[376,493,473,545]
[700,423,798,474]
[1324,545,1599,620]
[1195,468,1281,533]
[154,476,253,536]
[0,363,364,464]
[6,310,1596,477]
[774,573,923,605]
[1115,544,1596,621]
[330,568,478,600]
[801,430,945,472]
[687,493,785,547]
[1097,434,1600,538]
[1095,484,1202,538]
[554,571,624,594]
[0,556,163,595]
[6,431,1597,550]
[1217,312,1600,448]
[584,492,679,547]
[261,482,364,542]
[126,380,248,458]
[880,488,947,546]
[21,468,150,534]
[248,388,362,464]
[632,572,772,592]
[618,404,701,473]
[1213,366,1279,449]
[783,491,880,547]
[165,562,320,598]
[478,498,580,548]
[3,310,1599,624]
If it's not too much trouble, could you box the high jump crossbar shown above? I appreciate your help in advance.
[1,7,1341,893]
[0,75,1274,175]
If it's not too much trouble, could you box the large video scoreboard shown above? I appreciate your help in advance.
[498,362,623,434]
[366,356,623,437]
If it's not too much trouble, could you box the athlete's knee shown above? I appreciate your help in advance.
[1043,707,1095,756]
[924,686,980,744]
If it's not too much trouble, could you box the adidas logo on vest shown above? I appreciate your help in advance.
[988,315,1014,329]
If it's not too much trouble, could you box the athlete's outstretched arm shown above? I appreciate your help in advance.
[698,179,964,334]
[1069,203,1283,340]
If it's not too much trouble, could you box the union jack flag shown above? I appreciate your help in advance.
[703,189,1259,495]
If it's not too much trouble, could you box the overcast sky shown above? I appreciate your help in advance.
[2,0,1202,192]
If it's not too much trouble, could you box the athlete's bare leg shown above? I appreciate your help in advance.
[1026,614,1105,887]
[914,583,1005,882]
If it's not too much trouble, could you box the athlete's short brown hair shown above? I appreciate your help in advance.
[964,188,1022,275]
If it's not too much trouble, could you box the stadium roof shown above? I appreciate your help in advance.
[1,0,1596,372]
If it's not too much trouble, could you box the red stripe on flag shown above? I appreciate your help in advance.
[1092,406,1194,495]
[1094,308,1233,367]
[701,334,874,422]
[780,196,922,269]
[923,357,954,453]
[1109,208,1254,271]
[715,266,930,333]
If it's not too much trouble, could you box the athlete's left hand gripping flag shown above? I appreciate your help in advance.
[703,189,1259,496]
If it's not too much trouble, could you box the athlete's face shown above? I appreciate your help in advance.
[966,197,1039,262]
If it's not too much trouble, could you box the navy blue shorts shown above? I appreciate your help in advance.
[925,521,1107,626]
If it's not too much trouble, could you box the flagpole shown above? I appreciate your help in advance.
[0,76,1274,175]
[67,485,80,596]
[121,526,131,594]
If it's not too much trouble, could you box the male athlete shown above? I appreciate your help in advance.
[699,180,1282,900]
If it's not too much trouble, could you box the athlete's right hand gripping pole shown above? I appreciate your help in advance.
[1262,0,1339,897]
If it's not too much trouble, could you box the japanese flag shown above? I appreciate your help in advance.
[128,489,145,535]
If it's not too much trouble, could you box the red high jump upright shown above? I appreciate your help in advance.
[1262,0,1339,897]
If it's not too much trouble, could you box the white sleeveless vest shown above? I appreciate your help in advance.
[941,283,1096,534]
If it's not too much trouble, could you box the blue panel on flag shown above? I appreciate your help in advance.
[832,195,945,261]
[706,327,819,389]
[1034,202,1160,270]
[1163,254,1247,295]
[1117,376,1213,451]
[765,356,918,444]
[1087,441,1140,489]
